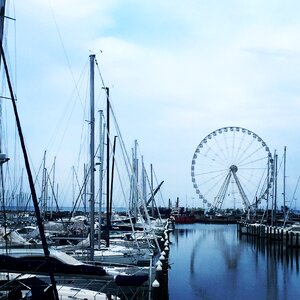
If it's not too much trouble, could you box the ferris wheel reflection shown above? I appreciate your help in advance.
[180,225,289,300]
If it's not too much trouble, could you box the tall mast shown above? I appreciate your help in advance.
[105,87,110,247]
[42,150,47,218]
[72,166,75,217]
[141,156,147,204]
[97,110,104,249]
[1,40,59,300]
[0,1,5,60]
[151,163,154,217]
[83,164,87,214]
[265,155,270,222]
[110,136,117,226]
[89,54,95,260]
[50,156,56,220]
[283,146,287,221]
[0,0,7,252]
[271,151,278,226]
[132,140,138,219]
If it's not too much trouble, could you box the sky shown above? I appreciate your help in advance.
[2,0,300,211]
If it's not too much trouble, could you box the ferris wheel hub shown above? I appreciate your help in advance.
[230,165,238,173]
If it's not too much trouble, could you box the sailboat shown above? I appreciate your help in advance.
[0,272,120,300]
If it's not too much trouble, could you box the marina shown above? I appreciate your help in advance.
[0,209,174,299]
[1,1,300,300]
[0,1,174,298]
[3,212,300,299]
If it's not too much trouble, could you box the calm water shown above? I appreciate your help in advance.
[168,223,300,300]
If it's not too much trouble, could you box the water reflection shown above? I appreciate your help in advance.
[169,224,300,300]
[190,227,244,273]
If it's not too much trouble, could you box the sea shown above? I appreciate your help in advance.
[168,223,300,300]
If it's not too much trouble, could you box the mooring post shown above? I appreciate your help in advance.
[152,278,160,300]
[285,231,289,249]
[290,232,294,256]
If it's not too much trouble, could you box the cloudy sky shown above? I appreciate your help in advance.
[2,0,300,210]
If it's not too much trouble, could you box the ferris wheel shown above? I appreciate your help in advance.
[191,126,274,212]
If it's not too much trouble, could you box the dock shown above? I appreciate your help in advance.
[237,222,300,249]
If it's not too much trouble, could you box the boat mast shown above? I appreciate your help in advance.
[109,136,117,225]
[105,87,110,247]
[150,163,154,217]
[141,157,147,202]
[41,150,47,219]
[271,151,278,226]
[89,54,95,260]
[0,0,8,253]
[0,37,59,300]
[283,146,287,221]
[132,140,138,219]
[83,163,87,214]
[72,166,75,216]
[265,155,270,223]
[50,156,56,220]
[0,1,4,51]
[97,110,104,249]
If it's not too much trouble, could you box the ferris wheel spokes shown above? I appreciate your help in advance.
[213,171,232,210]
[230,166,251,211]
[211,165,251,212]
[191,126,274,211]
[236,144,266,167]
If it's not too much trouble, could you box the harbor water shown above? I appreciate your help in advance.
[168,223,300,300]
